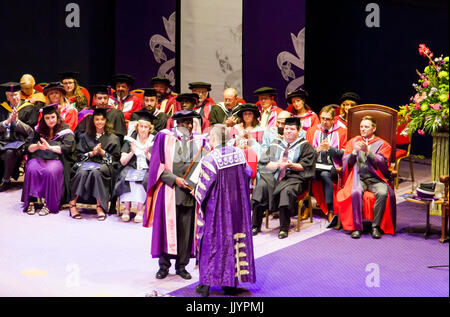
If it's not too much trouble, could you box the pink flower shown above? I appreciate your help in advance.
[406,105,410,111]
[431,103,441,110]
[414,91,427,103]
[418,130,425,135]
[414,103,420,110]
[422,80,429,88]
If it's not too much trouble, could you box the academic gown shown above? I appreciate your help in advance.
[143,128,209,258]
[285,106,320,132]
[71,132,121,211]
[74,107,127,142]
[306,123,347,215]
[194,97,215,120]
[253,137,316,212]
[336,136,396,234]
[114,130,154,198]
[0,101,39,129]
[0,119,34,181]
[21,124,76,212]
[195,145,256,287]
[129,109,168,136]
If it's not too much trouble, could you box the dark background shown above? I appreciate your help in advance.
[0,0,448,157]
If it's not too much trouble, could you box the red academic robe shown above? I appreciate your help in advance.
[194,97,215,120]
[306,124,347,215]
[285,106,320,132]
[336,136,396,234]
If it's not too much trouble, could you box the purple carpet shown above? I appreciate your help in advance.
[170,201,449,297]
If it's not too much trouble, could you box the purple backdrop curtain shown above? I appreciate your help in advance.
[242,0,306,108]
[115,0,177,90]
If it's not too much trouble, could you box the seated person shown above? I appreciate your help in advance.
[306,105,347,226]
[19,74,46,122]
[285,89,319,132]
[75,85,127,144]
[254,86,282,129]
[128,88,168,136]
[43,82,78,131]
[209,88,243,127]
[335,92,361,128]
[151,77,180,117]
[69,108,121,220]
[0,107,34,192]
[114,112,155,223]
[336,115,396,239]
[21,104,76,216]
[189,81,215,120]
[60,71,89,112]
[1,82,39,128]
[110,74,143,121]
[251,117,316,239]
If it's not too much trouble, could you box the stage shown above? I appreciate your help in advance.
[0,159,447,297]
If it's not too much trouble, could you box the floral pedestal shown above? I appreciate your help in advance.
[432,132,449,182]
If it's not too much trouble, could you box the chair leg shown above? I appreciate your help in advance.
[395,159,401,189]
[265,209,269,229]
[409,157,415,184]
[116,197,121,216]
[308,195,313,223]
[297,200,304,232]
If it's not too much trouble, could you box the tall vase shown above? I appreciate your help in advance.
[431,132,449,182]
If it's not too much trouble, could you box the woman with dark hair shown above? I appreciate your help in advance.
[69,108,121,220]
[285,89,319,132]
[21,104,76,216]
[114,112,155,223]
[60,72,88,112]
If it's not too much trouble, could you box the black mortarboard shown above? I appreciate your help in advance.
[236,103,260,119]
[93,107,108,117]
[339,92,361,104]
[176,93,199,104]
[188,82,212,91]
[59,71,79,81]
[90,85,110,96]
[133,110,156,123]
[143,88,158,97]
[41,103,59,115]
[172,110,201,121]
[0,82,21,93]
[284,117,301,127]
[112,74,135,86]
[150,77,171,87]
[254,86,277,96]
[286,89,308,104]
[43,82,66,96]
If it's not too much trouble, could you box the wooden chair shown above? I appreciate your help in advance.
[264,180,313,232]
[395,122,415,189]
[336,104,398,230]
[440,174,449,243]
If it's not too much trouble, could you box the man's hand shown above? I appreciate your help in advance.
[317,139,330,152]
[10,109,18,124]
[175,177,189,189]
[225,116,238,127]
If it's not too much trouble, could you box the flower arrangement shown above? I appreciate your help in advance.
[398,44,449,135]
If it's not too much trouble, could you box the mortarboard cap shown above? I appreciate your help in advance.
[90,85,110,96]
[59,71,79,81]
[176,93,199,104]
[93,107,108,117]
[143,88,158,97]
[40,103,59,116]
[133,110,156,123]
[172,110,201,121]
[284,117,301,127]
[150,77,171,87]
[236,103,260,119]
[112,74,135,86]
[1,82,21,93]
[339,92,361,104]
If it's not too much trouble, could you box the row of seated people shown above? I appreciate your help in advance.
[1,75,393,239]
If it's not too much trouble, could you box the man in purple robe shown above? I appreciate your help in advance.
[194,124,256,297]
[143,110,209,281]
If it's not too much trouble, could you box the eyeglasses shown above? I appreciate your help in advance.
[320,117,333,121]
[62,81,75,85]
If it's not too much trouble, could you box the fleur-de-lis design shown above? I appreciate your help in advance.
[149,12,176,86]
[277,27,305,97]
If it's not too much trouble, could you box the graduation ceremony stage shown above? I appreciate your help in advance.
[0,159,447,298]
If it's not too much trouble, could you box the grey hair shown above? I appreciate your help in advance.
[210,124,229,145]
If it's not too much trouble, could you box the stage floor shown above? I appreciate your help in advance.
[0,159,447,297]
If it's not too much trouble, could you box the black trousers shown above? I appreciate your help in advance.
[159,205,195,271]
[0,149,21,181]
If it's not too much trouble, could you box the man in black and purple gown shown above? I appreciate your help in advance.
[194,124,256,297]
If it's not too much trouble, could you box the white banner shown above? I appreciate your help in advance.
[180,0,243,103]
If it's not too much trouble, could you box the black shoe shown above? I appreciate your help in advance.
[371,227,382,239]
[156,268,169,279]
[0,181,10,192]
[351,230,362,239]
[195,284,210,297]
[278,231,288,239]
[176,269,192,280]
[326,215,338,228]
[222,286,238,295]
[252,227,260,236]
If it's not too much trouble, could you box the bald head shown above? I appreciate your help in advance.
[223,88,238,110]
[276,111,292,135]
